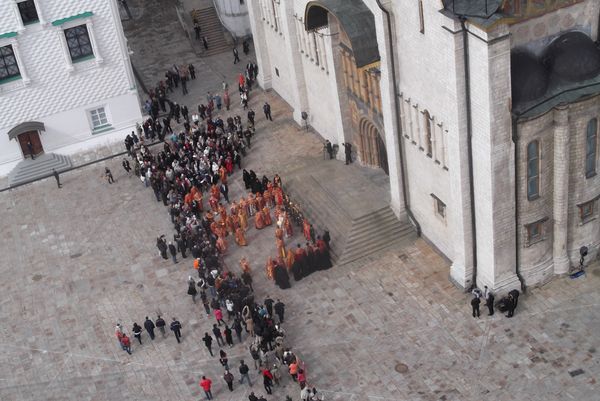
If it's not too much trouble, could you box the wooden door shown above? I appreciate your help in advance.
[17,131,43,158]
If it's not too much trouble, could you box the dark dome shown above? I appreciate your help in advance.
[511,50,549,103]
[543,31,600,82]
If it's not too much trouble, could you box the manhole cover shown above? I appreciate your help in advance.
[32,274,43,281]
[395,363,408,373]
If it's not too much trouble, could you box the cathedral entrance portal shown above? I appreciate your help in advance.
[358,118,389,175]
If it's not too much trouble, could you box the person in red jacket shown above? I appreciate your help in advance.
[199,376,213,400]
[120,334,132,355]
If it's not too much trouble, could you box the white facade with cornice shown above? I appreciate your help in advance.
[0,0,141,175]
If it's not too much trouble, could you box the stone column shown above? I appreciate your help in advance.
[553,105,571,274]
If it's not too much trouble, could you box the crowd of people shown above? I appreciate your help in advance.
[113,59,333,400]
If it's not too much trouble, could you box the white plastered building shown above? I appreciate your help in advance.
[0,0,141,177]
[247,0,600,293]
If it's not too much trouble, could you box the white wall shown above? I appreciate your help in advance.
[0,0,141,171]
[214,0,252,37]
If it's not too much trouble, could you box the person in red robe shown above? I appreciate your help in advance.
[216,235,228,254]
[210,184,220,201]
[254,209,265,229]
[283,213,293,238]
[235,227,247,246]
[263,206,272,226]
[302,218,311,241]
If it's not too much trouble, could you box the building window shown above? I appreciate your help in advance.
[424,110,432,157]
[0,45,21,82]
[89,107,109,130]
[431,194,446,219]
[586,118,597,178]
[527,140,540,200]
[578,200,596,224]
[18,0,39,25]
[525,219,546,246]
[65,25,94,62]
[418,0,425,34]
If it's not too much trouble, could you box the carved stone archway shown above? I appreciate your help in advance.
[358,117,388,175]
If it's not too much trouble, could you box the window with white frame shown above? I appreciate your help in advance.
[89,107,109,130]
[0,45,21,82]
[65,24,93,62]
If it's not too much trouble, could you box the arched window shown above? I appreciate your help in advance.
[527,140,540,200]
[586,118,597,178]
[424,110,432,157]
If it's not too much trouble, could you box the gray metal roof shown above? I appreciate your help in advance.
[441,0,503,18]
[304,0,380,68]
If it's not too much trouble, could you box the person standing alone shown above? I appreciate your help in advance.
[52,169,62,188]
[263,102,272,121]
[170,318,182,343]
[199,376,213,400]
[233,47,240,64]
[471,295,480,318]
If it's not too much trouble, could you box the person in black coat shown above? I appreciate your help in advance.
[224,325,234,347]
[471,296,481,318]
[203,332,214,356]
[168,242,178,264]
[144,317,156,340]
[274,263,291,290]
[132,323,143,344]
[170,318,182,343]
[274,300,285,323]
[506,289,520,317]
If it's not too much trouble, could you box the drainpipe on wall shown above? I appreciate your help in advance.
[375,0,421,237]
[459,16,479,291]
[511,115,527,293]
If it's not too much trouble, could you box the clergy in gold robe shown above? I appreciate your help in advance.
[235,227,248,246]
[254,209,265,229]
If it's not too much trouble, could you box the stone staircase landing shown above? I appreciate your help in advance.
[8,153,72,187]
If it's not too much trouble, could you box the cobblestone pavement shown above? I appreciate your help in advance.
[1,1,599,400]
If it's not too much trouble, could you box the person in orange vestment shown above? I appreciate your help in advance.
[283,214,293,238]
[235,227,248,246]
[230,201,238,216]
[275,227,284,241]
[263,206,272,226]
[285,247,295,270]
[276,237,286,259]
[265,257,274,280]
[231,213,240,231]
[210,184,221,201]
[219,166,228,184]
[255,193,264,210]
[210,221,219,237]
[209,194,219,211]
[225,215,235,235]
[193,189,203,212]
[184,192,193,206]
[263,188,273,208]
[216,235,228,254]
[302,218,311,242]
[238,197,247,215]
[240,257,251,273]
[273,174,282,188]
[274,187,284,206]
[238,209,248,231]
[254,209,265,229]
[217,203,227,219]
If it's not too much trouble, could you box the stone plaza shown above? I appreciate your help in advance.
[0,1,599,400]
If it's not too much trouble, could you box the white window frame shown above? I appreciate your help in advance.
[56,17,103,72]
[0,36,30,86]
[88,106,111,132]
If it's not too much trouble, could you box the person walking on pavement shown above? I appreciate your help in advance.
[223,325,234,347]
[274,300,285,323]
[202,292,212,316]
[262,368,274,394]
[144,316,155,340]
[105,167,115,184]
[199,376,213,400]
[170,318,182,343]
[342,142,353,165]
[52,169,62,188]
[506,289,520,318]
[233,47,240,64]
[132,322,143,345]
[203,332,214,356]
[214,308,225,326]
[155,315,166,337]
[168,242,178,264]
[219,349,229,370]
[212,324,225,346]
[239,360,252,386]
[471,295,481,318]
[202,36,209,50]
[264,296,274,317]
[224,370,235,391]
[233,317,243,343]
[263,102,272,121]
[120,333,132,354]
[187,276,198,303]
[122,159,131,175]
[484,286,495,316]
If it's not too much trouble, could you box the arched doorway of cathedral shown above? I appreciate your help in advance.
[358,117,389,175]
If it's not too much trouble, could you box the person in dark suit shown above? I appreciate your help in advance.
[506,289,520,317]
[342,142,352,164]
[220,182,229,203]
[170,318,182,343]
[471,295,480,318]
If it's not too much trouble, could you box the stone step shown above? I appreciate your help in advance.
[191,6,229,57]
[337,232,416,266]
[8,153,73,187]
[345,218,410,248]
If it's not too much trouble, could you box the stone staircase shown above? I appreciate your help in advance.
[284,175,416,266]
[8,153,72,187]
[191,6,230,57]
